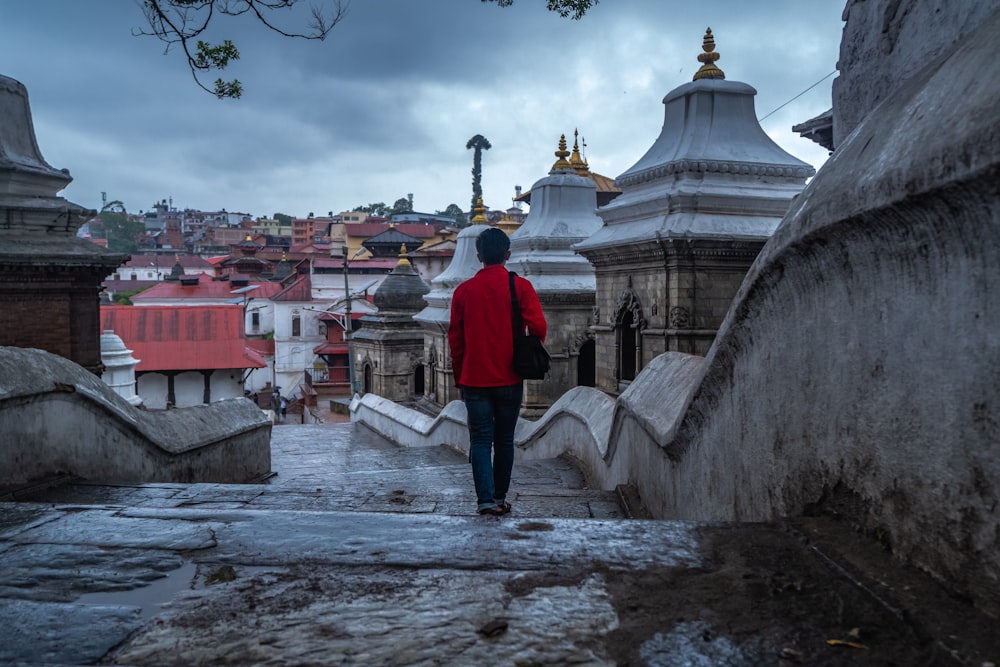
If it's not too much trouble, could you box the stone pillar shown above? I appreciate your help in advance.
[0,75,126,374]
[100,330,143,406]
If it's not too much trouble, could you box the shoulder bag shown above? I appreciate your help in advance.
[508,271,550,380]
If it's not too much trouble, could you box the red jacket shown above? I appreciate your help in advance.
[449,264,547,387]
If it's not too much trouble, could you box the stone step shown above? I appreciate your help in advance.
[8,423,629,520]
[3,423,996,665]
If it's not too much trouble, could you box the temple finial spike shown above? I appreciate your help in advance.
[551,134,572,172]
[569,128,590,175]
[471,196,489,223]
[693,27,725,81]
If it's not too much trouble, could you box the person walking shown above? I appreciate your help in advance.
[448,227,547,516]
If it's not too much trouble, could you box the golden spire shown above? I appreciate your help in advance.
[281,251,287,261]
[693,27,725,81]
[471,196,489,223]
[396,243,410,266]
[550,134,572,172]
[569,129,590,175]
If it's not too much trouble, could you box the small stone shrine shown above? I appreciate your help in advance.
[351,246,430,401]
[0,75,126,374]
[508,133,604,415]
[574,29,814,394]
[413,206,490,408]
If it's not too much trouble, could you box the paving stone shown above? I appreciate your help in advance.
[2,422,996,665]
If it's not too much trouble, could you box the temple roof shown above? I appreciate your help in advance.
[575,29,815,252]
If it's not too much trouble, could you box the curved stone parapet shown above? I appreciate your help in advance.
[0,346,272,486]
[354,11,1000,617]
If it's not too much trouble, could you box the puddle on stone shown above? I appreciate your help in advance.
[75,561,197,621]
[516,521,555,532]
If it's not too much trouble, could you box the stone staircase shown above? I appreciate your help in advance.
[1,423,996,666]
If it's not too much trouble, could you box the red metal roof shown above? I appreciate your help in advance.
[123,253,214,269]
[272,274,312,302]
[100,305,267,371]
[346,223,441,239]
[313,342,349,354]
[246,338,275,356]
[131,274,283,301]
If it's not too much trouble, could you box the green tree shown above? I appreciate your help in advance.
[481,0,598,19]
[274,213,293,225]
[466,134,492,215]
[137,0,348,99]
[353,202,390,217]
[391,197,413,216]
[100,201,146,255]
[438,203,468,227]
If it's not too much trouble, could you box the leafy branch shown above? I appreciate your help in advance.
[481,0,598,20]
[136,0,348,99]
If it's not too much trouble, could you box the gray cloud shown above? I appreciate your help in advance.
[2,0,844,217]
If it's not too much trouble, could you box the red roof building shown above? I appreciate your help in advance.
[131,273,283,304]
[100,305,267,372]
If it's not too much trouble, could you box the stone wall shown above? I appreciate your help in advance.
[832,0,997,147]
[0,346,272,485]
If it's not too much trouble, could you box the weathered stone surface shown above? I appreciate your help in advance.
[0,346,272,485]
[3,422,998,665]
[832,0,998,148]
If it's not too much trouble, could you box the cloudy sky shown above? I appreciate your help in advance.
[3,1,844,219]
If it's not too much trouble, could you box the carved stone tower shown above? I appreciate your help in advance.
[413,205,490,408]
[0,75,126,374]
[574,30,814,394]
[352,246,430,402]
[508,133,604,415]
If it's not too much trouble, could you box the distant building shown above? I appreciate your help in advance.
[100,305,267,409]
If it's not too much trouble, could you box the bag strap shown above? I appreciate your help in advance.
[508,271,523,340]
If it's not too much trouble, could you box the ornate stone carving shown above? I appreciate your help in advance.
[669,306,691,328]
[613,286,646,330]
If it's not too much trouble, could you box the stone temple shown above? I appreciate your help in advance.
[574,29,814,394]
[507,134,605,416]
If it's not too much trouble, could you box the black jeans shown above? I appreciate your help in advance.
[464,383,523,511]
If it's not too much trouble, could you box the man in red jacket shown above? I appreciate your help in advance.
[449,227,547,516]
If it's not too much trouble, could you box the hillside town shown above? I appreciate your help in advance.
[86,191,539,416]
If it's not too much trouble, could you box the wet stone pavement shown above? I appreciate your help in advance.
[1,421,998,666]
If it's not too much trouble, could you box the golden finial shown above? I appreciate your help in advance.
[471,196,489,223]
[569,129,590,175]
[281,251,287,261]
[396,243,409,266]
[693,27,725,81]
[550,134,572,172]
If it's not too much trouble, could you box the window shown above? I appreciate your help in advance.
[251,312,260,331]
[291,313,301,337]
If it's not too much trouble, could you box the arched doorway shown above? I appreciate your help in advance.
[362,362,373,395]
[613,283,645,387]
[618,310,637,382]
[577,339,595,387]
[414,364,425,396]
